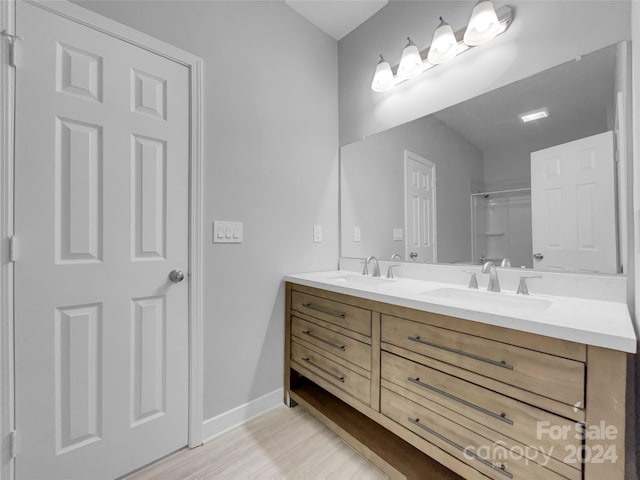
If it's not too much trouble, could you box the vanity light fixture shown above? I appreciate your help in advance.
[371,55,396,92]
[463,0,501,46]
[519,108,549,123]
[398,37,423,80]
[427,17,458,65]
[370,2,512,92]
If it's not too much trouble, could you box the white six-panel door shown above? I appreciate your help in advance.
[14,2,190,478]
[530,131,617,273]
[405,151,437,263]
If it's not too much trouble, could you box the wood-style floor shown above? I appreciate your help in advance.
[128,405,388,479]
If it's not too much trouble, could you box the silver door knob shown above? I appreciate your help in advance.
[169,270,185,283]
[533,253,544,261]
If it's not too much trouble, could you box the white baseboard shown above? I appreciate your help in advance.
[202,388,284,443]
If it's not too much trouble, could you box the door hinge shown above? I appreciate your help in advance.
[9,430,17,459]
[8,235,17,262]
[1,30,21,68]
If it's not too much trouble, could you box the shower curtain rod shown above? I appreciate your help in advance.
[471,187,531,197]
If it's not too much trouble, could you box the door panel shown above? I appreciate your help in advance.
[131,296,166,427]
[55,303,103,454]
[132,134,167,260]
[14,2,190,479]
[56,117,103,263]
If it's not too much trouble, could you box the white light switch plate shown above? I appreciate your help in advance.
[393,228,404,241]
[213,221,243,243]
[313,225,322,243]
[354,226,361,242]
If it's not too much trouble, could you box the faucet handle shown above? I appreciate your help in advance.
[387,264,401,279]
[361,259,369,276]
[462,270,479,289]
[501,258,511,268]
[517,275,542,295]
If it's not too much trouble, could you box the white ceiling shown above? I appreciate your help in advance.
[434,45,616,153]
[285,0,387,40]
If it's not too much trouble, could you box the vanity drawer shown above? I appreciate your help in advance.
[381,388,574,480]
[292,316,371,371]
[381,351,582,465]
[292,290,371,337]
[381,315,585,406]
[291,340,370,405]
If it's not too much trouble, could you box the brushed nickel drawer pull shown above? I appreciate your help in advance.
[302,330,346,351]
[408,377,513,425]
[408,417,513,478]
[408,335,514,370]
[302,303,346,319]
[301,356,345,383]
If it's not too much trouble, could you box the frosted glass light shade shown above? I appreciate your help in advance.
[427,17,458,64]
[397,38,423,80]
[464,0,500,46]
[371,55,396,92]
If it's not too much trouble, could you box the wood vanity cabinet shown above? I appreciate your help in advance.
[285,282,628,480]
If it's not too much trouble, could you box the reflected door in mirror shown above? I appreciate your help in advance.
[405,151,437,262]
[531,131,616,273]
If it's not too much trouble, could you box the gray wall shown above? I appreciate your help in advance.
[341,115,482,263]
[482,146,531,192]
[338,0,631,145]
[74,0,339,421]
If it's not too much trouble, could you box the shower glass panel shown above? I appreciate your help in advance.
[471,188,532,268]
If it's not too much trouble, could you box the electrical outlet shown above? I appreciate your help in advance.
[354,226,361,242]
[313,225,322,243]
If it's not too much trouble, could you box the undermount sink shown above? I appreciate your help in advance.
[421,287,552,313]
[327,274,396,287]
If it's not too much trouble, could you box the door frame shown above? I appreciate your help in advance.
[0,2,204,479]
[403,150,437,263]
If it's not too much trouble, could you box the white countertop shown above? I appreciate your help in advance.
[284,270,637,353]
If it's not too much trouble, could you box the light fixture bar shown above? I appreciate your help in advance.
[387,5,513,87]
[519,108,549,123]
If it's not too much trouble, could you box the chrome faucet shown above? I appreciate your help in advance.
[362,255,381,277]
[387,264,401,279]
[481,261,500,292]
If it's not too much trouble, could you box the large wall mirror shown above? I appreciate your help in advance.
[340,42,629,274]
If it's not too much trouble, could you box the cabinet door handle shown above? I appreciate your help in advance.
[408,417,513,478]
[302,330,345,351]
[408,377,513,425]
[301,356,345,383]
[302,303,346,319]
[408,335,513,370]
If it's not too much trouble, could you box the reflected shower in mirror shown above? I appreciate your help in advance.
[340,42,628,274]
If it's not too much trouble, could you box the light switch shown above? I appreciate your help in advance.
[354,226,361,242]
[313,225,322,243]
[393,228,404,241]
[213,221,243,243]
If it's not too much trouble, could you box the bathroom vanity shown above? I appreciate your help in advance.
[283,271,636,480]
